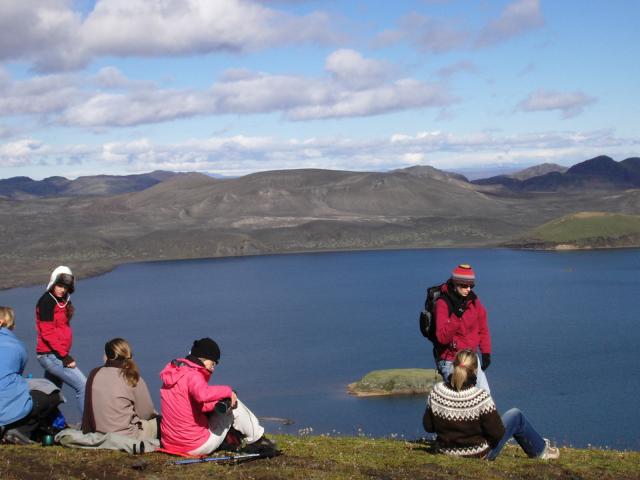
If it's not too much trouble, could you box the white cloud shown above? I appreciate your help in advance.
[0,72,84,116]
[476,0,544,47]
[376,0,544,54]
[3,129,635,174]
[0,138,47,166]
[1,50,453,128]
[517,89,597,118]
[0,0,337,72]
[0,1,85,71]
[375,14,469,53]
[325,49,390,89]
[286,78,452,120]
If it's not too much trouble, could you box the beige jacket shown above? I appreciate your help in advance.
[90,367,156,439]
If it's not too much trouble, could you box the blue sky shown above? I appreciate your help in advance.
[0,0,638,179]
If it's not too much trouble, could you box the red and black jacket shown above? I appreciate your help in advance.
[36,291,75,366]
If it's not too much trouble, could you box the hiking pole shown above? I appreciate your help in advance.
[173,453,261,465]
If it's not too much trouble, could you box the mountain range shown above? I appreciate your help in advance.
[2,155,639,289]
[473,155,640,191]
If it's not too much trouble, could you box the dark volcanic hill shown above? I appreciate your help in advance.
[0,170,179,199]
[2,157,640,290]
[473,156,640,191]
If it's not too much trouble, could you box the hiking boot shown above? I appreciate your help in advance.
[242,435,280,456]
[539,438,560,460]
[3,429,36,445]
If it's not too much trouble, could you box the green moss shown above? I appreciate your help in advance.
[349,368,441,395]
[530,212,640,243]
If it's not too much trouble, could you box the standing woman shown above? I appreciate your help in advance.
[36,266,87,415]
[434,264,492,392]
[423,349,559,460]
[82,338,159,440]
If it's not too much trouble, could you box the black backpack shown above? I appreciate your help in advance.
[419,283,452,344]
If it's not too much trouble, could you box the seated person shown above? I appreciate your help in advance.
[82,338,159,440]
[159,337,276,455]
[423,349,560,460]
[0,306,63,443]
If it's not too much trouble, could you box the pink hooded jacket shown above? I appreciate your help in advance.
[159,358,233,453]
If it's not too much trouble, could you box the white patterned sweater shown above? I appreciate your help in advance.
[423,382,505,458]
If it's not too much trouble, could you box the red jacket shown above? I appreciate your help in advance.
[159,358,233,453]
[35,292,74,363]
[434,284,491,361]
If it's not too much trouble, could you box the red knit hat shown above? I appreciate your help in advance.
[451,264,476,285]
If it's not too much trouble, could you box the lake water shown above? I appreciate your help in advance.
[1,248,639,451]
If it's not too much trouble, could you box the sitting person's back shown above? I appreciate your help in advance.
[426,381,503,457]
[0,307,33,427]
[424,349,560,461]
[0,306,63,444]
[82,338,158,440]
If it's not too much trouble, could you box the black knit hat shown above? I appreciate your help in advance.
[190,338,221,363]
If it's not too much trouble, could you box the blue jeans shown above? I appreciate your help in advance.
[37,354,87,415]
[486,408,546,460]
[436,354,490,394]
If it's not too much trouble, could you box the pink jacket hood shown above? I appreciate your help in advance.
[159,358,233,453]
[159,357,210,387]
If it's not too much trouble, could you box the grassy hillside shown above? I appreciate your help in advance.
[513,212,640,249]
[1,435,638,480]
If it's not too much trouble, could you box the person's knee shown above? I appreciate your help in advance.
[503,408,525,428]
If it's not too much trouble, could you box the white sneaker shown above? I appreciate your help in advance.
[539,438,560,460]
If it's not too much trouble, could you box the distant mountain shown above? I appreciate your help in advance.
[120,167,501,219]
[473,156,640,191]
[0,170,181,199]
[509,163,567,181]
[2,159,640,290]
[391,165,469,183]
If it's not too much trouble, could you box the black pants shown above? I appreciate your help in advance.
[4,390,63,439]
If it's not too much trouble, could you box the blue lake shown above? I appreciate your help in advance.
[2,248,639,450]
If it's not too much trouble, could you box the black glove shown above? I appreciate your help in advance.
[481,353,491,371]
[62,355,75,367]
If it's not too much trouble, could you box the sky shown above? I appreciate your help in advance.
[0,0,638,179]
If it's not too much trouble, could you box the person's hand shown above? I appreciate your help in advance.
[231,391,238,409]
[481,353,491,371]
[62,355,76,368]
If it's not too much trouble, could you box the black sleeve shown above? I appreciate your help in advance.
[423,399,435,433]
[36,293,55,322]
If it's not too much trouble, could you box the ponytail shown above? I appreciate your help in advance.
[451,350,478,391]
[120,357,140,388]
[104,338,140,388]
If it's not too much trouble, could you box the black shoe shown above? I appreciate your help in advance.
[242,435,280,456]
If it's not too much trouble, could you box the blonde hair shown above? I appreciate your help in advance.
[104,338,140,387]
[451,350,478,391]
[0,306,15,330]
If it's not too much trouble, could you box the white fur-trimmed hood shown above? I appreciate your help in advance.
[46,265,75,294]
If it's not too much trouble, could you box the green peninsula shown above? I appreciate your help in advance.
[348,368,441,397]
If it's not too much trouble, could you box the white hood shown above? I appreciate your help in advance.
[46,265,75,294]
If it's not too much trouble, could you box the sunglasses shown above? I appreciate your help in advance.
[456,283,474,289]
